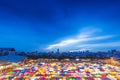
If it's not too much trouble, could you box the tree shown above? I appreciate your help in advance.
[11,48,15,52]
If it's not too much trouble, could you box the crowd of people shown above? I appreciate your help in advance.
[0,59,120,80]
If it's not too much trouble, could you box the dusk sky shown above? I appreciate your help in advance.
[0,0,120,52]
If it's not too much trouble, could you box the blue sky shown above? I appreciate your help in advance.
[0,0,120,52]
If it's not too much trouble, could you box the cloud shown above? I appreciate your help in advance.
[45,27,114,50]
[69,48,92,52]
[77,42,120,48]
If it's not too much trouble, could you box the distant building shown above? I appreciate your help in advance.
[0,48,15,55]
[111,49,117,54]
[57,49,59,53]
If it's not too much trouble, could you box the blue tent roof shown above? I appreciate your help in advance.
[0,54,26,63]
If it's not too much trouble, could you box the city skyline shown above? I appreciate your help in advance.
[0,0,120,52]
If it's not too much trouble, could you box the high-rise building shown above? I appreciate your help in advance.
[57,49,59,53]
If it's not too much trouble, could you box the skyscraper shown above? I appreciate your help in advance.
[57,49,59,54]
